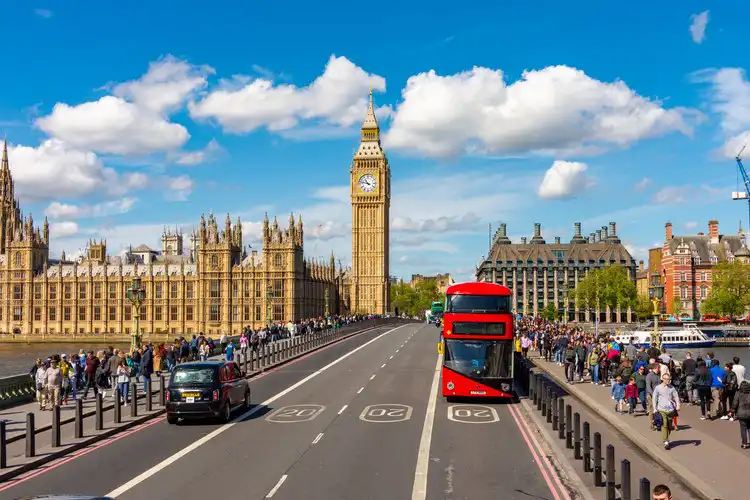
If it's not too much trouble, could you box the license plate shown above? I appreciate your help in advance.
[186,397,195,403]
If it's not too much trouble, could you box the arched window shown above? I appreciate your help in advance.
[274,254,283,267]
[211,255,218,267]
[14,252,21,266]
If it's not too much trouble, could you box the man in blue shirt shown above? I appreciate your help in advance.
[709,359,726,419]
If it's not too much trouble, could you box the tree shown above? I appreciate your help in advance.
[701,260,750,318]
[671,296,682,317]
[634,295,654,321]
[540,302,559,321]
[570,265,637,315]
[390,280,444,317]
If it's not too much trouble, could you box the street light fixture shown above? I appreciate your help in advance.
[649,281,665,350]
[266,280,272,328]
[126,277,146,352]
[324,288,330,318]
[559,282,568,324]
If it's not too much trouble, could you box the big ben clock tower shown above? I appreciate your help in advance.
[350,90,390,315]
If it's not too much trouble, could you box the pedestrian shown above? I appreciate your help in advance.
[44,359,63,410]
[625,376,638,415]
[651,484,671,500]
[611,375,626,413]
[731,379,750,449]
[652,373,680,450]
[117,359,131,405]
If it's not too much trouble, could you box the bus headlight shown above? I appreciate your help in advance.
[501,383,511,392]
[447,381,455,390]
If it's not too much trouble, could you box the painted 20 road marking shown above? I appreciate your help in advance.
[265,404,326,423]
[359,404,413,423]
[446,405,500,424]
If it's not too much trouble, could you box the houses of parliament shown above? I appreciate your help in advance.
[0,92,391,337]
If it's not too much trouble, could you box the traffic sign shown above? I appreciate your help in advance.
[446,405,500,424]
[359,404,413,423]
[265,404,326,423]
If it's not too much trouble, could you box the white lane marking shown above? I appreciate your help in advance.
[411,354,442,500]
[396,349,400,353]
[390,355,394,360]
[370,374,376,380]
[312,433,324,445]
[357,387,364,394]
[338,404,348,415]
[381,363,387,368]
[266,474,288,498]
[106,323,410,498]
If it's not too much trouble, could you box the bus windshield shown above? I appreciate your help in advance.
[443,339,513,379]
[446,294,510,313]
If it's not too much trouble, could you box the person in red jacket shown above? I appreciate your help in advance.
[626,376,639,415]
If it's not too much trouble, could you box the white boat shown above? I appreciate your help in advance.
[613,324,716,349]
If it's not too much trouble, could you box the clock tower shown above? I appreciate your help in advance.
[350,90,390,315]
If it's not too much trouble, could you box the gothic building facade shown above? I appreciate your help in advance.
[0,141,350,337]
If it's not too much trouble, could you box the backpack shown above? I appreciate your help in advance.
[726,371,739,392]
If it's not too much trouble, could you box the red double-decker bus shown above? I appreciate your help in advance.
[440,282,515,400]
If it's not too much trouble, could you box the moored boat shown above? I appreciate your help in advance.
[614,324,716,349]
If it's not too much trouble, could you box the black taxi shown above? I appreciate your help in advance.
[166,361,250,424]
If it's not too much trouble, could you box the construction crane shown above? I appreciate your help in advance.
[732,145,750,239]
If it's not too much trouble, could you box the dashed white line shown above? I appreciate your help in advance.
[312,433,324,445]
[396,349,400,353]
[411,355,443,500]
[266,475,288,498]
[357,387,364,394]
[370,374,376,380]
[390,355,394,360]
[381,363,387,368]
[338,404,348,415]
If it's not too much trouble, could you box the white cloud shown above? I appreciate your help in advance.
[652,185,724,205]
[684,221,698,230]
[7,139,145,201]
[538,160,594,200]
[689,11,709,44]
[383,65,696,158]
[34,8,53,18]
[189,55,392,134]
[164,175,194,201]
[634,177,651,192]
[624,242,649,262]
[36,56,212,156]
[170,139,224,166]
[50,221,79,239]
[44,197,137,219]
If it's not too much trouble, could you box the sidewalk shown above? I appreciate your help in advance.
[531,355,748,500]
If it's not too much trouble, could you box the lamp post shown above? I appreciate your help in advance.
[649,282,665,350]
[324,288,330,318]
[559,282,568,324]
[266,281,272,328]
[126,277,146,352]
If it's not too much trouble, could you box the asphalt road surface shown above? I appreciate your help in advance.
[0,323,570,500]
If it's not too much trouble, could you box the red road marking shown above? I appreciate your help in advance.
[507,403,572,500]
[0,416,165,493]
[0,325,383,492]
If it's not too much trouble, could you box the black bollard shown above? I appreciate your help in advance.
[565,404,573,449]
[582,421,591,472]
[0,420,6,468]
[51,405,61,448]
[75,399,84,438]
[638,478,650,500]
[558,398,565,440]
[605,445,616,500]
[536,377,542,410]
[114,388,122,424]
[146,382,153,412]
[552,393,558,430]
[574,412,581,460]
[621,459,631,500]
[260,344,266,369]
[593,432,602,486]
[130,382,138,417]
[25,413,35,458]
[160,374,166,407]
[243,353,248,374]
[530,372,536,402]
[540,384,547,416]
[95,393,103,431]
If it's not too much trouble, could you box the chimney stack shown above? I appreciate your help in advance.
[708,220,719,243]
[521,237,527,244]
[601,226,609,239]
[609,221,616,237]
[665,222,673,240]
[596,230,602,242]
[639,260,644,272]
[534,223,541,238]
[499,223,507,237]
[574,222,582,237]
[554,236,561,244]
[589,233,595,244]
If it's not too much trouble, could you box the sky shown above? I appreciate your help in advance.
[1,1,749,282]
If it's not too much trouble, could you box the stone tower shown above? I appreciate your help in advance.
[161,226,183,256]
[350,90,390,315]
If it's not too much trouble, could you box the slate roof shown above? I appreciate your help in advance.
[668,233,744,263]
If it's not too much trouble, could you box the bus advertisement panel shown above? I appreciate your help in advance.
[440,282,514,399]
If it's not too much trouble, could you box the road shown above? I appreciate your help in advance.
[0,323,570,500]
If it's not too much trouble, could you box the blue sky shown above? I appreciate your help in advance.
[1,1,749,281]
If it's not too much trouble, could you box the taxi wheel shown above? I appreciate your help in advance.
[242,390,250,410]
[167,415,178,425]
[221,402,231,423]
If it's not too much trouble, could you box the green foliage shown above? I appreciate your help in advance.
[634,295,655,320]
[390,280,444,317]
[701,260,750,318]
[570,266,637,312]
[539,302,559,321]
[671,296,682,316]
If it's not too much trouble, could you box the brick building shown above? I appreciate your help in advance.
[409,273,455,295]
[660,220,747,317]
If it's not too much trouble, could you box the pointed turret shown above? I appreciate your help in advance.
[263,212,270,242]
[361,88,379,133]
[225,213,232,243]
[1,138,8,176]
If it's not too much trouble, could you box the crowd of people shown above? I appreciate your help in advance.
[28,313,370,410]
[514,316,750,450]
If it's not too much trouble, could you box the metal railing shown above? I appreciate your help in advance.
[515,355,656,500]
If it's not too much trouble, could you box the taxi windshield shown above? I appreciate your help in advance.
[171,366,217,385]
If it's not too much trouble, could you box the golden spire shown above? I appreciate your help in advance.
[361,88,379,134]
[1,137,8,174]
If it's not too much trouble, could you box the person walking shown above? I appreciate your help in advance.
[732,380,750,449]
[44,359,63,410]
[117,359,131,405]
[653,372,680,450]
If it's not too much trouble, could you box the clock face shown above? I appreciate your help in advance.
[358,174,377,193]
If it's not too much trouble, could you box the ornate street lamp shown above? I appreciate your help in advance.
[559,282,568,324]
[649,281,665,350]
[324,288,330,318]
[266,281,272,328]
[126,277,146,351]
